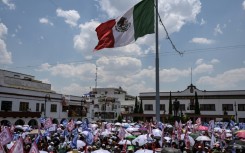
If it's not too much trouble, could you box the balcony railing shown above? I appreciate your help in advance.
[0,111,41,118]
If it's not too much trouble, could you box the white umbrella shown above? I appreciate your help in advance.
[76,121,82,124]
[164,136,171,142]
[165,124,173,128]
[132,134,150,146]
[152,129,162,137]
[101,130,113,137]
[214,127,221,132]
[126,127,139,133]
[77,140,86,149]
[225,129,232,133]
[115,122,121,126]
[90,123,98,129]
[7,142,14,149]
[39,151,48,153]
[135,149,153,153]
[180,134,195,146]
[118,139,132,145]
[122,123,130,128]
[226,133,232,137]
[196,135,211,141]
[91,149,110,153]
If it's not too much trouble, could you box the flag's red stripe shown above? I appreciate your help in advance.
[94,19,116,50]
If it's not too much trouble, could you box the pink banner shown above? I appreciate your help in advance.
[29,142,39,153]
[67,120,75,131]
[9,138,23,153]
[0,128,12,146]
[44,118,52,129]
[0,143,6,153]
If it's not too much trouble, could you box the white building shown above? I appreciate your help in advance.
[139,84,245,122]
[0,69,136,126]
[0,69,85,127]
[85,87,135,122]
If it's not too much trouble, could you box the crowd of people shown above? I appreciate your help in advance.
[0,118,245,153]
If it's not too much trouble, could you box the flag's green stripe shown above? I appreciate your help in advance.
[133,0,154,40]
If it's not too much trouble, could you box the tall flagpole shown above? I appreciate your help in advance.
[155,0,160,122]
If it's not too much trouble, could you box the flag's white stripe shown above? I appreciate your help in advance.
[113,7,135,47]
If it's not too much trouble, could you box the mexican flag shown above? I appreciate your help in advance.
[94,0,154,50]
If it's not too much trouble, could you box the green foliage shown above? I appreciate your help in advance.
[194,91,200,115]
[137,100,143,121]
[117,114,122,122]
[169,91,172,115]
[139,100,143,113]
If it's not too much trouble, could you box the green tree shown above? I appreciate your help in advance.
[138,100,143,121]
[117,114,122,122]
[133,96,139,122]
[194,91,200,114]
[139,100,143,113]
[169,91,172,115]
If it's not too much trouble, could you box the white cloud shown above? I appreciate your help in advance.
[57,83,89,96]
[197,68,245,89]
[0,23,12,64]
[2,0,15,10]
[195,59,204,65]
[190,37,215,44]
[194,63,213,74]
[39,18,54,26]
[160,68,190,82]
[214,24,223,35]
[97,0,201,35]
[200,18,206,25]
[73,20,143,57]
[56,8,80,27]
[243,1,245,10]
[96,56,142,75]
[98,0,140,18]
[40,78,50,84]
[210,59,220,64]
[73,20,100,54]
[37,63,96,81]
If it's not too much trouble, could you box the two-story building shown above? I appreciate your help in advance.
[0,69,85,127]
[139,84,245,122]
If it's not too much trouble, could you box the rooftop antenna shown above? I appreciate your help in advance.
[191,67,193,85]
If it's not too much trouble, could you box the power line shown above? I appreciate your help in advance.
[3,44,245,70]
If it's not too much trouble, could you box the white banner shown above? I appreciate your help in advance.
[0,128,12,146]
[48,124,57,132]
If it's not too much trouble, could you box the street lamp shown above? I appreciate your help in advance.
[81,98,86,116]
[234,101,238,122]
[44,94,51,118]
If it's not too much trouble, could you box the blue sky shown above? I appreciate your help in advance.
[0,0,245,96]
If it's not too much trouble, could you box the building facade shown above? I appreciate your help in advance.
[139,84,245,122]
[0,69,85,127]
[0,69,136,126]
[85,87,135,122]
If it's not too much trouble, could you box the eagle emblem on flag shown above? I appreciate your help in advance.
[115,17,131,32]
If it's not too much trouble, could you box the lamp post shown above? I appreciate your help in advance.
[44,94,51,118]
[81,98,86,117]
[234,101,238,122]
